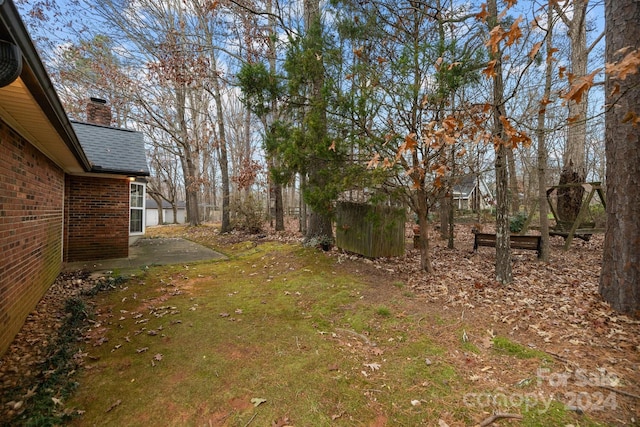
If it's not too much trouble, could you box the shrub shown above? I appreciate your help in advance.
[510,211,528,233]
[591,203,607,227]
[229,193,266,233]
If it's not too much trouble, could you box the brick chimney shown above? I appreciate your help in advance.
[86,97,112,126]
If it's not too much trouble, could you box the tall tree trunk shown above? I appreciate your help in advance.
[447,142,455,249]
[151,193,164,225]
[488,0,512,284]
[183,147,201,226]
[177,87,201,226]
[417,187,433,273]
[447,189,454,249]
[274,180,284,231]
[202,143,216,222]
[303,0,333,241]
[507,148,519,212]
[196,7,231,232]
[555,0,589,223]
[243,106,252,200]
[599,0,640,315]
[267,0,285,231]
[209,150,218,220]
[172,204,178,224]
[440,192,450,240]
[495,148,512,283]
[210,55,231,233]
[305,161,332,239]
[442,117,455,248]
[300,174,307,234]
[536,1,554,262]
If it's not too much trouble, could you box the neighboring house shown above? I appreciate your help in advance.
[146,199,187,226]
[0,0,149,355]
[452,174,495,212]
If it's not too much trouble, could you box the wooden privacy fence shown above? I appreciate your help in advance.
[335,201,406,258]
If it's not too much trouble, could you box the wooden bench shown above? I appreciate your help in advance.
[549,220,596,242]
[473,232,542,258]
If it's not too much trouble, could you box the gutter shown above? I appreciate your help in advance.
[0,0,92,171]
[91,165,151,177]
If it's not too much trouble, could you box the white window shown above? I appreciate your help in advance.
[130,182,145,234]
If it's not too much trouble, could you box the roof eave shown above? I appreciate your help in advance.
[0,0,91,171]
[91,166,151,177]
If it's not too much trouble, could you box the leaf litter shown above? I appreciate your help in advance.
[1,221,639,426]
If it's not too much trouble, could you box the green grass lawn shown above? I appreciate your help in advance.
[56,234,603,426]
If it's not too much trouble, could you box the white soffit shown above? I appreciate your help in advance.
[0,77,84,173]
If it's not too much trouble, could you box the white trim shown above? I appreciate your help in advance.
[129,182,146,235]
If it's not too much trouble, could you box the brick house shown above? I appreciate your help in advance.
[0,0,149,355]
[67,105,150,261]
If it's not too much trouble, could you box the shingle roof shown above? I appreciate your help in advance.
[71,121,150,176]
[453,175,477,197]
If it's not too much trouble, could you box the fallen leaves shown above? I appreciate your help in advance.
[5,400,23,411]
[251,397,267,407]
[151,353,164,367]
[363,362,381,371]
[349,223,640,423]
[370,347,384,356]
[2,223,639,426]
[272,415,293,426]
[0,271,107,421]
[389,226,639,356]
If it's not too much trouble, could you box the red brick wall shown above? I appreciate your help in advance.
[64,175,130,262]
[0,118,65,356]
[85,98,112,126]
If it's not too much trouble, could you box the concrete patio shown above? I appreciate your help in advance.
[63,237,226,274]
